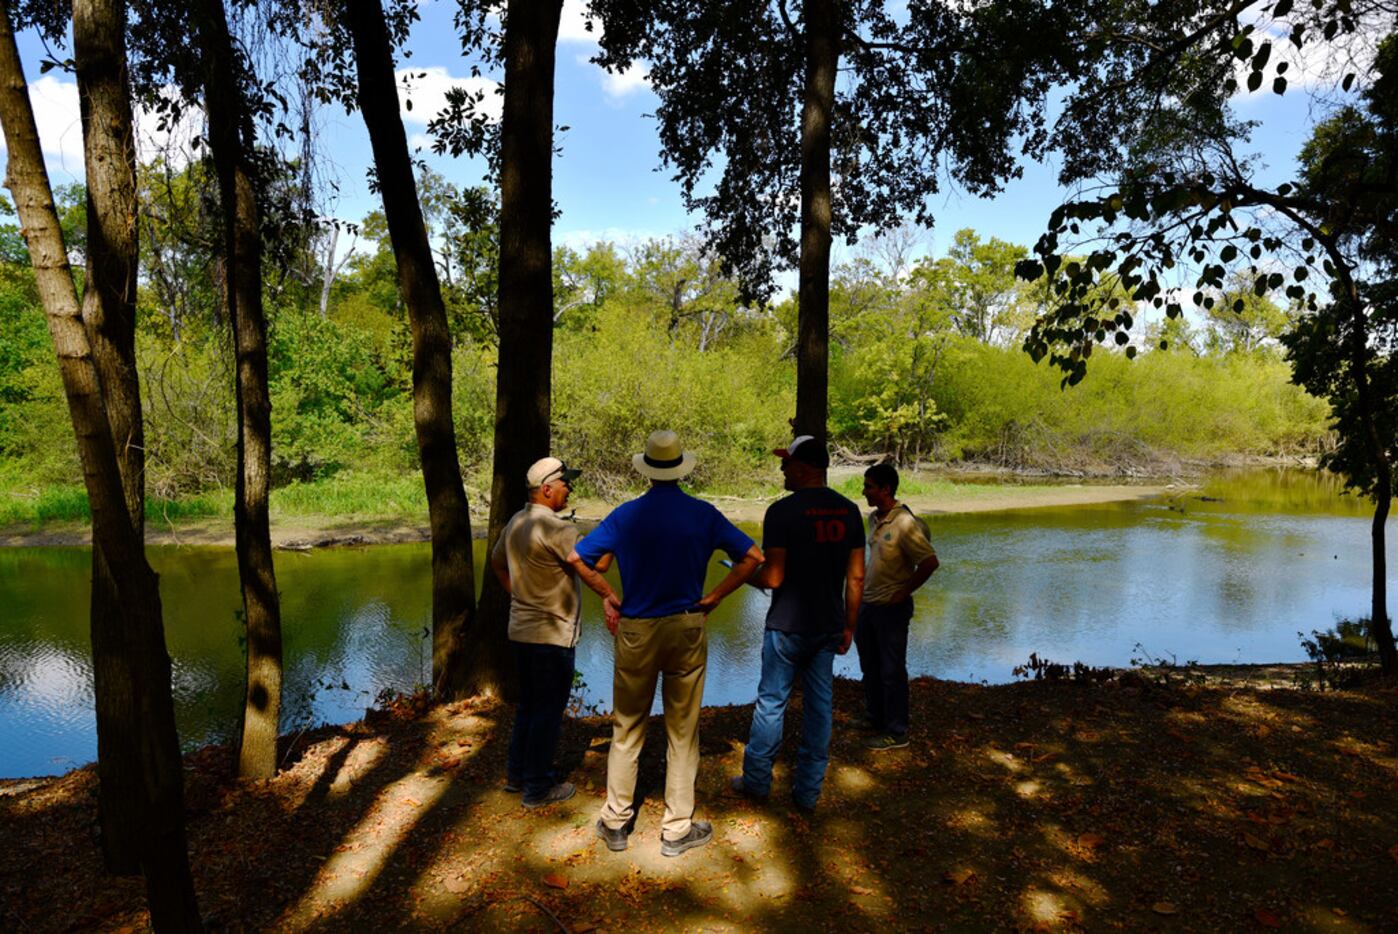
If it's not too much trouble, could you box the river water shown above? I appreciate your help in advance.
[1,469,1390,777]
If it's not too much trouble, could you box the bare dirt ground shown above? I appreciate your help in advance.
[3,676,1396,932]
[0,481,1173,549]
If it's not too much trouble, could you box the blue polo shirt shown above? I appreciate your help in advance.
[575,484,754,619]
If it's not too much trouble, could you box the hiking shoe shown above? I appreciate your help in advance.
[661,821,712,857]
[504,779,523,793]
[522,782,575,808]
[863,733,909,751]
[728,775,768,801]
[595,818,631,852]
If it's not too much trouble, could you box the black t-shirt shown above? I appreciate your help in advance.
[762,486,866,634]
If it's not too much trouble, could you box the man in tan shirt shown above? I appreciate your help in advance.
[491,456,586,807]
[857,462,939,750]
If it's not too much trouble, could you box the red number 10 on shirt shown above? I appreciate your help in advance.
[812,519,846,542]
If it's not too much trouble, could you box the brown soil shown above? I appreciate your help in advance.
[3,676,1396,932]
[0,483,1173,549]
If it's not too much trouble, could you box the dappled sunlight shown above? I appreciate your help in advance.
[943,803,1000,837]
[1015,778,1045,798]
[277,768,456,929]
[1298,903,1371,931]
[984,746,1027,773]
[1041,868,1111,908]
[1020,885,1087,929]
[830,763,877,794]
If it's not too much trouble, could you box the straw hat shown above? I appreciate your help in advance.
[632,429,697,480]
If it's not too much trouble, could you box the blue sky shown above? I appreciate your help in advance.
[9,0,1346,295]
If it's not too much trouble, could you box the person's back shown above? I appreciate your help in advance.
[568,430,761,858]
[733,436,865,812]
[763,485,865,635]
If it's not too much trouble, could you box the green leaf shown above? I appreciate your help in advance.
[1342,73,1355,91]
[1252,42,1271,71]
[1273,76,1288,94]
[1247,71,1263,92]
[1274,0,1292,14]
[1126,346,1137,359]
[1221,244,1238,262]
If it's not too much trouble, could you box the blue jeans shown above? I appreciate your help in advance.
[741,628,838,809]
[506,641,575,800]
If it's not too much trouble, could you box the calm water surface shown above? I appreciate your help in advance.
[1,469,1390,777]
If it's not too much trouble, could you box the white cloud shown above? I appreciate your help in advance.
[558,0,598,43]
[601,61,651,100]
[557,226,661,252]
[395,66,501,128]
[18,75,84,179]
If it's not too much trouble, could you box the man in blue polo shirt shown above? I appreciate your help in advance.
[568,429,762,858]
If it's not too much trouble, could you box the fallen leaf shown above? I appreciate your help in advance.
[944,868,976,885]
[1244,833,1270,852]
[1388,844,1398,863]
[1253,907,1282,927]
[1032,751,1059,764]
[1332,908,1347,917]
[1349,790,1367,800]
[1314,839,1336,850]
[1152,902,1178,915]
[1077,832,1105,850]
[573,925,598,934]
[850,884,875,896]
[1271,771,1301,783]
[542,873,568,890]
[403,797,422,807]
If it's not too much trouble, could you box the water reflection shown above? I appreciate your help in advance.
[0,470,1391,777]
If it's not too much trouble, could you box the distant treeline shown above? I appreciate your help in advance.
[0,171,1329,503]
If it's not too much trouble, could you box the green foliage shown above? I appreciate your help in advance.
[551,303,792,496]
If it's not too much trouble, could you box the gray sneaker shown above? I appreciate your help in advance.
[863,733,909,751]
[595,818,631,852]
[522,782,576,808]
[661,820,713,857]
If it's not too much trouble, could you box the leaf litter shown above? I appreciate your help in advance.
[1,676,1397,931]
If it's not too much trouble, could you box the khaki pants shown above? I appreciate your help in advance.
[599,611,707,840]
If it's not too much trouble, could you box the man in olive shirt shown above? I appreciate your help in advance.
[857,462,939,751]
[491,456,585,807]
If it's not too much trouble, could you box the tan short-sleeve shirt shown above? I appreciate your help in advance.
[863,504,937,606]
[492,503,583,647]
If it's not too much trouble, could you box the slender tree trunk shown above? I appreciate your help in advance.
[0,5,200,926]
[345,0,476,697]
[1373,490,1392,671]
[794,0,838,443]
[73,0,144,874]
[196,0,285,777]
[319,223,338,317]
[469,0,564,700]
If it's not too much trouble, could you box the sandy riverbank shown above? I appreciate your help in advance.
[0,480,1176,549]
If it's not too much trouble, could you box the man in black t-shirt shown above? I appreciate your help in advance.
[730,435,865,811]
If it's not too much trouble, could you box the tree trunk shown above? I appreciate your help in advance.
[794,0,838,443]
[73,0,144,875]
[196,0,285,778]
[319,223,338,317]
[0,5,201,927]
[1372,489,1393,672]
[468,0,564,700]
[345,0,477,697]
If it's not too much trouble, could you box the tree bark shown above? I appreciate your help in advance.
[794,0,838,443]
[196,0,285,778]
[73,0,145,874]
[0,4,201,926]
[345,0,477,697]
[468,0,564,700]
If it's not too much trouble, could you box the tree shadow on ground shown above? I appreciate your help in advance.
[2,676,1397,931]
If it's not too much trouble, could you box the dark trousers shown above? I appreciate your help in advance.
[506,641,575,799]
[855,600,913,736]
